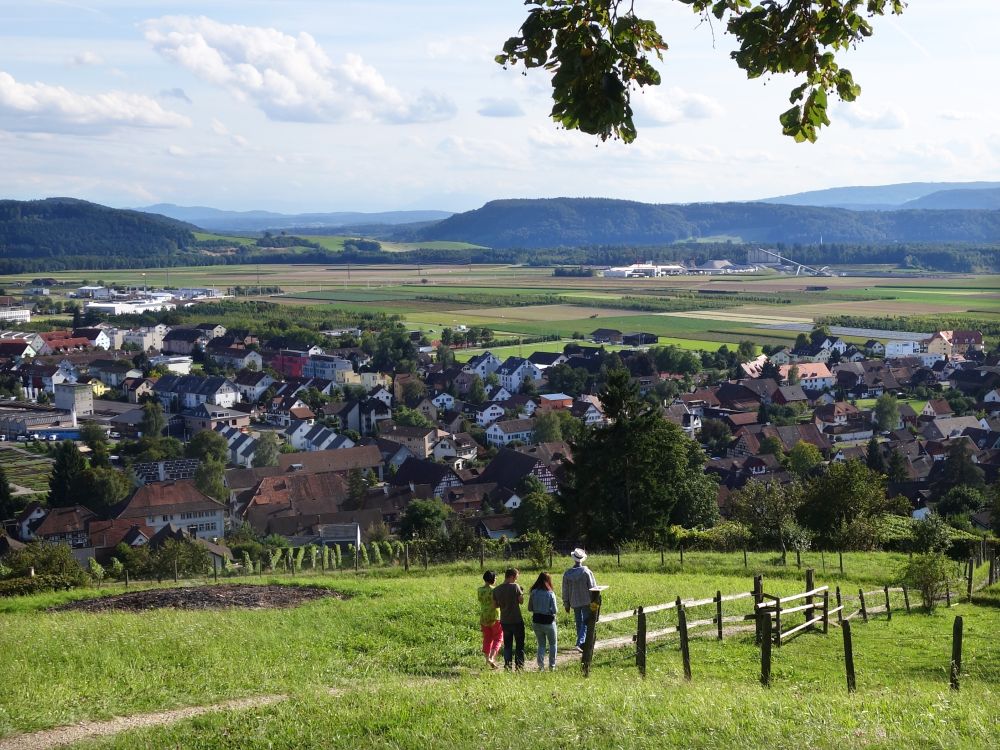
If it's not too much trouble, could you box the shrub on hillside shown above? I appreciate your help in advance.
[3,541,87,586]
[0,574,81,597]
[901,553,959,612]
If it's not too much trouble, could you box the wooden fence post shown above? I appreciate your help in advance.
[660,547,665,567]
[805,568,815,627]
[760,610,772,688]
[945,581,951,608]
[743,548,748,568]
[902,585,910,613]
[617,547,621,567]
[423,549,429,571]
[821,549,826,573]
[839,550,844,575]
[774,598,783,648]
[796,549,801,569]
[967,557,974,601]
[950,615,963,691]
[581,588,602,678]
[822,589,830,634]
[858,588,868,622]
[173,559,178,583]
[480,540,485,570]
[636,607,647,678]
[715,590,723,641]
[836,586,843,625]
[404,543,410,572]
[679,546,684,568]
[883,585,891,622]
[124,570,129,589]
[678,604,692,681]
[753,575,763,645]
[842,620,856,693]
[213,559,218,583]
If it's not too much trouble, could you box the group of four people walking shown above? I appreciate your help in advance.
[477,548,598,671]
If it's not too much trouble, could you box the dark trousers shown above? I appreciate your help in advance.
[501,621,525,669]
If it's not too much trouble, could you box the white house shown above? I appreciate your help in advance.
[463,352,502,379]
[885,340,921,359]
[474,403,506,427]
[496,357,543,393]
[485,418,536,447]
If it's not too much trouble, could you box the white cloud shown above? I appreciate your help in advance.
[0,71,191,134]
[633,87,724,126]
[478,98,524,118]
[838,103,909,130]
[70,51,103,67]
[143,16,456,124]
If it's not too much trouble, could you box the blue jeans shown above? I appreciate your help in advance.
[532,622,557,669]
[573,605,589,647]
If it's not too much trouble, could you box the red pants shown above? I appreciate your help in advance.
[481,621,503,656]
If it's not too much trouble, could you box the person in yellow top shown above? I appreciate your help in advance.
[477,570,503,669]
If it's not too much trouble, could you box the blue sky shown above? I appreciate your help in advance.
[0,0,996,212]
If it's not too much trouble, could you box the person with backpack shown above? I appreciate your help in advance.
[527,571,558,671]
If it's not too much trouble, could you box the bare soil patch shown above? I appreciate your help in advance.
[51,584,343,613]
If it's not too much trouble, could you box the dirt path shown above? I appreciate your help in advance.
[0,695,288,750]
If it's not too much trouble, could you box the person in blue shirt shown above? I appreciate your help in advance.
[527,571,558,670]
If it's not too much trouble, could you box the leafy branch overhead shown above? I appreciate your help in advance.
[497,0,906,143]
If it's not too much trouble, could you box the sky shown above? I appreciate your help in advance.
[0,0,997,213]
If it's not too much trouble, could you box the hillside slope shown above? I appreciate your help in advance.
[902,187,1000,210]
[0,198,195,258]
[759,181,1000,209]
[414,197,1000,248]
[136,204,454,232]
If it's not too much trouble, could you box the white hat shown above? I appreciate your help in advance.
[570,548,587,563]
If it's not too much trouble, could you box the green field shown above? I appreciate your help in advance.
[1,551,997,748]
[3,264,996,355]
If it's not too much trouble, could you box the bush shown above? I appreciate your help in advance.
[0,574,82,597]
[677,521,753,552]
[900,553,959,612]
[88,558,106,586]
[3,542,87,585]
[911,514,952,554]
[521,531,552,569]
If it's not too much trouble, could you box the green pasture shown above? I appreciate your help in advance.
[1,551,997,748]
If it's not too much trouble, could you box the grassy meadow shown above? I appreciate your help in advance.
[1,551,998,748]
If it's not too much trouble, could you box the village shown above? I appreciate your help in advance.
[1,288,998,574]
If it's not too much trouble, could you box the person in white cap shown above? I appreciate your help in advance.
[562,548,597,652]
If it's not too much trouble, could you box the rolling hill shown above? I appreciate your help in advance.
[136,204,454,232]
[759,181,1000,210]
[411,197,1000,248]
[0,198,196,260]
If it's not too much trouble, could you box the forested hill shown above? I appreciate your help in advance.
[0,198,196,265]
[411,198,1000,248]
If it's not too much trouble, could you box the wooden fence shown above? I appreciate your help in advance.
[582,551,996,684]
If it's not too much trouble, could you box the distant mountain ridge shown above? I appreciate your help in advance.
[135,204,454,232]
[410,197,1000,248]
[759,181,1000,210]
